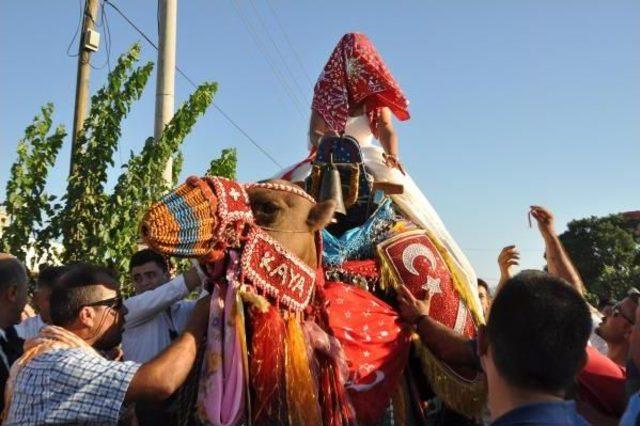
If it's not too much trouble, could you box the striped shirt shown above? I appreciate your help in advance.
[4,348,140,425]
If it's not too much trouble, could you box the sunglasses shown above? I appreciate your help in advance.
[84,296,123,311]
[612,305,635,325]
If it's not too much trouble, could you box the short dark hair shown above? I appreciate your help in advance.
[486,270,591,393]
[477,279,490,294]
[50,264,119,326]
[129,249,170,273]
[0,254,28,292]
[37,265,70,289]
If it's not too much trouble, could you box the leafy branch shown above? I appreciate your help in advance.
[2,103,65,269]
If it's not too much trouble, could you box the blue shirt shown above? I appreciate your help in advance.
[491,401,589,425]
[621,392,640,426]
[4,348,140,425]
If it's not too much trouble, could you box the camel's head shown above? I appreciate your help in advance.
[246,180,336,269]
[141,176,336,312]
[141,177,336,271]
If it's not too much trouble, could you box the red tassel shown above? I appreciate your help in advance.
[249,306,287,425]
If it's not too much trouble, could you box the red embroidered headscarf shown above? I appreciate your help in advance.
[312,32,410,138]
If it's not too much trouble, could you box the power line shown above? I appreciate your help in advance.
[90,1,113,70]
[103,0,282,168]
[101,0,113,72]
[264,0,314,87]
[247,0,309,103]
[65,0,85,58]
[230,0,306,117]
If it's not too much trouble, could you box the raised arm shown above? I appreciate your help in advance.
[530,206,586,295]
[125,295,210,402]
[396,285,477,367]
[308,110,332,148]
[376,107,404,174]
[495,245,520,297]
[123,267,201,329]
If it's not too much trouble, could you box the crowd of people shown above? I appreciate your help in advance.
[0,31,636,426]
[0,204,637,425]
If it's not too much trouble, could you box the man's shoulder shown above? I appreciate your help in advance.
[17,315,43,328]
[14,315,45,339]
[25,347,101,370]
[582,345,626,378]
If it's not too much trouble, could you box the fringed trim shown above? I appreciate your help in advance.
[239,285,270,313]
[412,335,486,419]
[284,317,323,426]
[378,250,397,293]
[235,290,252,425]
[421,228,484,326]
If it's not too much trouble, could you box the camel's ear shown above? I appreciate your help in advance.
[307,200,336,231]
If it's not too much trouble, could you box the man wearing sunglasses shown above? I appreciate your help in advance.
[2,264,210,425]
[596,292,640,366]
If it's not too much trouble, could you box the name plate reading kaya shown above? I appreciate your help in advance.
[241,231,316,312]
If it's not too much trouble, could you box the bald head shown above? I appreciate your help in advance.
[0,253,29,328]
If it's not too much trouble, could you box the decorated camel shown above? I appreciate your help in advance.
[140,175,485,425]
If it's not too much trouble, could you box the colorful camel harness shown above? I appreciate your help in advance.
[141,176,316,312]
[142,175,486,423]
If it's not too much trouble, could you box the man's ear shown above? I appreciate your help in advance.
[307,200,336,232]
[6,285,18,303]
[78,306,95,328]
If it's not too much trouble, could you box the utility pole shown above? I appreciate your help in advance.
[154,0,177,186]
[70,0,100,175]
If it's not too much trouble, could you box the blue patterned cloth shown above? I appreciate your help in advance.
[323,198,396,265]
[4,348,140,425]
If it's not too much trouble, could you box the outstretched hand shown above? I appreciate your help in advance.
[396,284,432,324]
[384,154,406,175]
[498,245,520,283]
[530,205,556,237]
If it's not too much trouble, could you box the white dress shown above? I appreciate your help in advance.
[275,115,481,315]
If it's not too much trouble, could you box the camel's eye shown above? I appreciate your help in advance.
[251,199,281,225]
[260,202,279,215]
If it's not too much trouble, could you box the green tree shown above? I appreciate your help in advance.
[57,43,154,263]
[206,148,237,179]
[3,44,223,285]
[1,104,66,269]
[560,214,640,301]
[103,82,218,276]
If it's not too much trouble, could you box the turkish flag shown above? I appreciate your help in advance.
[323,281,411,425]
[378,230,476,338]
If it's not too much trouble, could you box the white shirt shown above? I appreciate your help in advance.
[14,314,46,340]
[589,308,609,355]
[122,275,196,363]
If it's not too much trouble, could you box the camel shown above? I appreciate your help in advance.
[142,176,483,426]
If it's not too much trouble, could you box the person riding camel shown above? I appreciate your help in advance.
[275,32,482,321]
